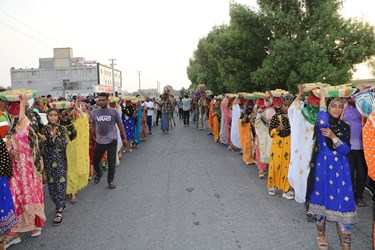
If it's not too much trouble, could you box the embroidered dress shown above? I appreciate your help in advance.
[288,100,316,203]
[254,107,275,164]
[308,111,358,224]
[363,112,375,180]
[239,119,253,165]
[0,137,16,233]
[219,101,228,144]
[212,104,221,142]
[41,123,68,211]
[141,108,148,140]
[208,100,215,132]
[135,106,142,144]
[66,114,89,195]
[8,116,46,232]
[222,101,232,145]
[122,106,135,141]
[230,103,242,149]
[267,114,292,192]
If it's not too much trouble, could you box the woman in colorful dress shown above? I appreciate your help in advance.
[58,109,78,202]
[212,96,222,142]
[4,97,46,248]
[40,108,69,226]
[288,86,320,204]
[161,93,172,133]
[141,102,149,140]
[239,99,255,165]
[219,97,228,145]
[308,89,358,250]
[134,101,143,144]
[66,103,90,204]
[230,97,242,151]
[122,99,135,152]
[267,96,294,199]
[0,136,16,250]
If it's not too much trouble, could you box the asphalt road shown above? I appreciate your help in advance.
[11,119,373,250]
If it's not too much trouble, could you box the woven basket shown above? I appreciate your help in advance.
[0,89,36,102]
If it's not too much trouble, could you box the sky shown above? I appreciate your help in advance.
[0,0,374,93]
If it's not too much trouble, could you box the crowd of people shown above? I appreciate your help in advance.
[0,84,374,249]
[185,84,374,250]
[0,88,181,249]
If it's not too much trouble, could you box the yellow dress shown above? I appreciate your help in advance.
[239,120,254,165]
[66,113,90,194]
[267,114,291,192]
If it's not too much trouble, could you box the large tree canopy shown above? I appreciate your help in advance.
[187,0,375,93]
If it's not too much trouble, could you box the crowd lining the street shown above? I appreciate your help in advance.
[0,83,374,249]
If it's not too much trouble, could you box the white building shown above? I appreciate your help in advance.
[10,48,122,98]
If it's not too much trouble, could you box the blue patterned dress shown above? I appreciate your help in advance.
[121,105,135,141]
[308,111,358,224]
[0,137,16,234]
[134,106,143,145]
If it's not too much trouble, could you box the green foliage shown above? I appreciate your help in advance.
[187,0,375,93]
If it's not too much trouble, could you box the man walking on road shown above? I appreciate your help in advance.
[182,94,191,127]
[90,92,127,189]
[144,96,154,134]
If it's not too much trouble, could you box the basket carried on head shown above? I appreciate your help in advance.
[0,89,36,102]
[312,84,356,98]
[269,89,289,98]
[49,101,75,110]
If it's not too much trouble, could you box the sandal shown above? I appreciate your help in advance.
[356,198,366,207]
[54,212,63,226]
[70,196,77,204]
[316,235,329,250]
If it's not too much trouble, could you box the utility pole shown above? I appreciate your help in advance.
[138,70,141,95]
[109,59,116,95]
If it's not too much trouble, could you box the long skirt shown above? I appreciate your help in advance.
[239,121,253,165]
[44,151,67,211]
[213,115,220,142]
[161,113,170,132]
[0,176,16,233]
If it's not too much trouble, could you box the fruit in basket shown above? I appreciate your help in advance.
[49,101,75,110]
[312,84,356,98]
[269,89,289,97]
[0,89,36,102]
[302,83,329,92]
[254,92,270,99]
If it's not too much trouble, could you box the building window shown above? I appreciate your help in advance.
[31,71,37,76]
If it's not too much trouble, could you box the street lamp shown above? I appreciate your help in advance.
[109,59,116,96]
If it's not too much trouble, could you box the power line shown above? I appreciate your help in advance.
[0,8,64,46]
[0,8,98,60]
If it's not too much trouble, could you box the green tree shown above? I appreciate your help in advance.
[252,0,375,92]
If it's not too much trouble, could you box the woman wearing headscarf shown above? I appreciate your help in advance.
[219,96,228,145]
[288,85,320,204]
[212,96,222,142]
[4,96,46,248]
[0,130,16,250]
[254,97,278,178]
[308,89,358,250]
[66,101,90,205]
[267,96,294,199]
[239,99,255,165]
[121,98,136,152]
[40,108,69,225]
[229,97,242,151]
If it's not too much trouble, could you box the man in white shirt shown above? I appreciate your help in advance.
[181,94,192,126]
[144,96,155,134]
